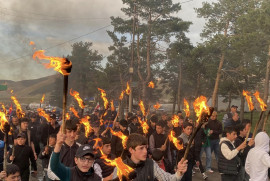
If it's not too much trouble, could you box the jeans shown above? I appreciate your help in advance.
[200,146,212,171]
[210,139,219,161]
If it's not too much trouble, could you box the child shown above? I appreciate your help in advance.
[152,149,166,171]
[218,126,246,181]
[8,132,37,181]
[0,164,21,181]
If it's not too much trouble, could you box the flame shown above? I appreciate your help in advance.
[153,102,161,110]
[93,138,102,150]
[110,100,115,111]
[0,111,9,132]
[171,115,180,127]
[32,50,72,75]
[168,131,183,150]
[70,89,85,109]
[125,82,131,95]
[80,116,92,137]
[148,81,154,88]
[138,117,149,134]
[110,129,128,149]
[193,96,210,122]
[40,94,45,104]
[10,90,13,94]
[29,41,35,45]
[70,107,80,118]
[66,112,70,120]
[183,98,190,117]
[1,104,7,115]
[119,90,125,100]
[98,88,109,109]
[11,96,25,118]
[37,108,51,122]
[253,91,267,111]
[243,90,254,111]
[139,100,146,116]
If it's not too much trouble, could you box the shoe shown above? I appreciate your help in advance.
[207,169,214,173]
[202,173,208,180]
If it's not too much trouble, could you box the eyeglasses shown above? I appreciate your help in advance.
[79,157,94,163]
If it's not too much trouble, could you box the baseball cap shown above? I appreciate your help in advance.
[75,145,94,158]
[17,132,26,139]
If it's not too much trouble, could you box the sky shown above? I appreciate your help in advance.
[0,0,216,81]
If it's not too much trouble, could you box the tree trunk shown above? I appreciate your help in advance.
[240,94,245,121]
[263,45,270,105]
[177,60,182,111]
[227,91,232,112]
[172,91,177,115]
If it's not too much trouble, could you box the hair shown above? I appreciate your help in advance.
[49,134,56,139]
[242,119,251,127]
[6,164,20,177]
[237,124,245,132]
[156,120,166,128]
[183,121,193,129]
[224,126,237,134]
[19,117,29,124]
[126,133,147,150]
[127,112,133,119]
[65,119,78,131]
[150,115,158,123]
[102,137,111,145]
[152,149,164,161]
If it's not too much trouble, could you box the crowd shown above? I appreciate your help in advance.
[0,104,269,181]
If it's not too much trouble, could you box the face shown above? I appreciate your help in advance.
[161,115,167,121]
[150,121,156,127]
[20,122,28,131]
[231,107,237,113]
[132,118,138,123]
[50,118,56,125]
[227,131,237,142]
[93,126,100,134]
[179,119,184,126]
[75,155,94,173]
[66,129,77,142]
[12,117,19,126]
[167,120,173,128]
[129,145,147,161]
[156,125,164,134]
[6,172,21,181]
[102,144,111,155]
[48,137,56,146]
[210,113,217,120]
[183,126,193,136]
[17,137,26,146]
[115,122,120,128]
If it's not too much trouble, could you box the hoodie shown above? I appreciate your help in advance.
[245,132,270,181]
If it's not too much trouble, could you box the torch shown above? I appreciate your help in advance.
[70,89,85,118]
[0,112,10,171]
[183,98,190,120]
[242,90,254,141]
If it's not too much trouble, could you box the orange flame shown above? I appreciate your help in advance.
[70,89,85,109]
[80,116,92,137]
[119,90,125,100]
[11,96,25,118]
[110,129,128,149]
[148,81,154,88]
[29,41,35,45]
[168,131,183,150]
[253,91,267,111]
[183,98,190,117]
[93,138,102,150]
[125,82,131,95]
[10,90,13,94]
[110,100,115,111]
[171,115,180,127]
[0,111,9,132]
[138,117,149,134]
[40,94,45,104]
[37,108,51,122]
[243,90,254,111]
[70,107,80,118]
[32,50,72,75]
[66,113,70,120]
[139,100,146,116]
[193,96,210,122]
[1,104,7,115]
[153,102,161,110]
[98,88,109,109]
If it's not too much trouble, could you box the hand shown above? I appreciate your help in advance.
[209,130,213,135]
[248,138,255,147]
[44,146,50,154]
[34,153,37,160]
[0,171,6,179]
[10,155,15,161]
[177,158,188,176]
[196,161,200,167]
[160,144,166,151]
[56,131,66,146]
[237,142,246,151]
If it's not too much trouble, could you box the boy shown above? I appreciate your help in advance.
[218,126,246,181]
[8,133,37,181]
[0,164,21,181]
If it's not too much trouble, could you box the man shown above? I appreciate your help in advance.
[41,113,60,146]
[28,113,41,157]
[147,115,158,139]
[115,133,187,180]
[128,116,141,134]
[223,112,240,129]
[222,105,238,125]
[0,164,21,181]
[50,133,101,181]
[10,114,19,131]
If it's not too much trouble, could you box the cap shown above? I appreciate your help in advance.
[75,145,94,158]
[17,132,26,139]
[119,119,128,127]
[231,105,238,108]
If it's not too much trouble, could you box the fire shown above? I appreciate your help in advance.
[110,100,115,111]
[32,50,72,75]
[119,90,125,100]
[148,81,155,88]
[171,115,180,127]
[138,117,149,134]
[93,138,102,150]
[10,90,13,94]
[125,82,131,95]
[153,102,161,110]
[29,41,35,45]
[40,94,45,104]
[183,98,190,117]
[11,96,25,118]
[1,104,7,115]
[253,91,267,111]
[168,131,183,150]
[0,111,9,133]
[139,100,146,116]
[70,89,85,109]
[193,96,210,122]
[110,129,128,149]
[66,112,70,120]
[37,108,50,122]
[98,88,109,109]
[70,107,80,118]
[80,116,92,137]
[243,90,254,111]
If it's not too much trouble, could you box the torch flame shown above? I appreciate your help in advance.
[11,96,25,118]
[40,94,45,104]
[98,88,109,109]
[193,96,210,123]
[171,115,180,127]
[153,102,161,110]
[1,104,7,115]
[168,131,183,150]
[183,98,190,117]
[70,107,80,118]
[66,113,70,120]
[110,129,128,149]
[10,90,13,94]
[37,108,51,122]
[119,91,125,100]
[243,90,254,111]
[148,81,155,88]
[111,100,115,111]
[138,117,149,134]
[33,50,72,75]
[253,91,267,111]
[0,111,9,133]
[29,41,35,45]
[80,116,92,137]
[70,89,85,109]
[125,82,131,95]
[139,100,146,116]
[93,138,102,150]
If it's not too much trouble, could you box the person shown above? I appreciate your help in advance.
[223,112,240,129]
[152,149,166,171]
[41,113,60,146]
[50,132,101,181]
[114,133,187,180]
[147,115,158,139]
[222,105,238,126]
[245,132,270,181]
[28,113,41,157]
[0,164,21,181]
[8,133,37,181]
[10,114,19,131]
[218,127,246,181]
[128,116,141,134]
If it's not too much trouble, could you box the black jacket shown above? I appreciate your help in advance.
[60,142,80,167]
